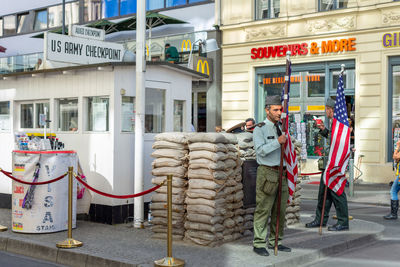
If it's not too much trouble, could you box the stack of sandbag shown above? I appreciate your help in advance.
[236,132,256,160]
[184,133,244,246]
[150,132,188,240]
[243,207,255,236]
[285,181,302,226]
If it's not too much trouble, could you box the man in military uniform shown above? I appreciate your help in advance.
[305,98,349,231]
[252,95,291,256]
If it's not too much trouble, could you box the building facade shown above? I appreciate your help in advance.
[219,0,400,183]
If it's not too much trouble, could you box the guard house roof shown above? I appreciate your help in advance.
[0,61,209,81]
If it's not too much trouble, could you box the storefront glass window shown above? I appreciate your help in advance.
[21,103,34,129]
[331,69,355,90]
[392,66,400,157]
[307,70,325,97]
[257,71,301,98]
[3,15,16,35]
[87,96,109,132]
[319,0,348,11]
[35,103,50,128]
[256,0,280,20]
[58,98,78,131]
[102,0,119,18]
[84,0,102,22]
[147,0,164,10]
[174,100,185,132]
[121,96,135,132]
[34,10,48,31]
[0,101,10,131]
[120,0,137,16]
[145,88,165,133]
[166,0,187,8]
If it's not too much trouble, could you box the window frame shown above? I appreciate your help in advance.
[85,96,110,132]
[18,100,50,130]
[255,0,280,20]
[318,0,348,12]
[0,101,11,131]
[56,98,79,132]
[121,95,136,132]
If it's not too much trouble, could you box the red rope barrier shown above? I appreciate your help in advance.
[74,173,162,199]
[0,169,67,185]
[300,172,322,176]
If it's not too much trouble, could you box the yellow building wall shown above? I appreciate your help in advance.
[220,0,400,182]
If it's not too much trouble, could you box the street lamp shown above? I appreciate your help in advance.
[187,38,219,68]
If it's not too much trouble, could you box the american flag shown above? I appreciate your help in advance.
[281,61,298,203]
[323,73,350,196]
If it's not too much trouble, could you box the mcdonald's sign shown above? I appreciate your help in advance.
[191,55,213,81]
[181,39,192,52]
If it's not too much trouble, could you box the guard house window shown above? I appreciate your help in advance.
[145,88,165,133]
[121,96,135,132]
[84,0,102,22]
[34,10,48,31]
[319,0,348,11]
[3,15,16,35]
[20,101,50,129]
[256,0,280,20]
[35,103,50,128]
[174,100,185,132]
[0,101,10,131]
[120,0,137,16]
[102,0,119,18]
[87,96,109,132]
[20,104,34,128]
[57,98,78,132]
[166,0,187,8]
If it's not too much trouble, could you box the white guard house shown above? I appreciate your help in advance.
[0,61,206,224]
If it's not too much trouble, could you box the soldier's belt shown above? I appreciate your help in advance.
[261,165,286,171]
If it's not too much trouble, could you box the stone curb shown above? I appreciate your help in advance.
[0,236,137,267]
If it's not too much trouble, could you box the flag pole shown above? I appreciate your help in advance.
[319,64,346,235]
[274,51,291,256]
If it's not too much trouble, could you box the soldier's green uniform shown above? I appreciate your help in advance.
[252,117,288,249]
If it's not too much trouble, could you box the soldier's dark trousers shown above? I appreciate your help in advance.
[314,172,349,226]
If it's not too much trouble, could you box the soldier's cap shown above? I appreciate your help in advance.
[326,97,336,108]
[265,95,282,107]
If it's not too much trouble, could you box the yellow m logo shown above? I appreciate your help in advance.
[145,44,149,56]
[196,60,210,75]
[181,40,192,52]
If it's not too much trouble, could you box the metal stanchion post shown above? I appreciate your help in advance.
[56,166,83,248]
[349,158,354,197]
[154,175,185,267]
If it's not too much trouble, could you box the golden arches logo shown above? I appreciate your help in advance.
[196,60,210,75]
[145,44,149,56]
[181,40,192,52]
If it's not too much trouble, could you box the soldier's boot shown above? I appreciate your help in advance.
[383,200,399,220]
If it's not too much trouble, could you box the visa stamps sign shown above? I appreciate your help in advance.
[71,25,105,41]
[46,32,124,64]
[11,151,77,233]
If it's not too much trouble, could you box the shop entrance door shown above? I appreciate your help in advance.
[388,57,400,162]
[192,91,207,132]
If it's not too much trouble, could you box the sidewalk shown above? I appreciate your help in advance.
[0,205,384,267]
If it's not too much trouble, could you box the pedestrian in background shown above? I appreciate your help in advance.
[252,95,291,256]
[245,118,256,132]
[384,140,400,220]
[305,97,349,231]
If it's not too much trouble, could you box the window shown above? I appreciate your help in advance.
[120,0,137,16]
[145,88,165,133]
[166,0,187,8]
[256,0,280,20]
[173,100,185,132]
[0,19,3,36]
[35,103,50,128]
[17,13,29,34]
[319,0,348,11]
[3,15,16,35]
[58,98,78,131]
[87,96,109,131]
[20,103,34,128]
[0,101,10,131]
[121,96,135,132]
[147,0,164,10]
[84,0,102,22]
[34,10,48,31]
[20,101,50,129]
[102,0,119,18]
[389,57,400,161]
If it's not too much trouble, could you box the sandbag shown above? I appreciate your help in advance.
[155,185,186,195]
[233,190,244,202]
[224,159,237,169]
[185,197,226,208]
[155,132,187,144]
[232,201,243,210]
[152,166,186,178]
[234,208,246,216]
[187,133,229,144]
[186,188,226,200]
[222,228,234,236]
[152,225,185,235]
[233,215,244,225]
[152,176,187,188]
[184,221,224,233]
[152,217,184,227]
[188,142,227,153]
[244,214,254,222]
[150,203,185,213]
[188,168,227,181]
[152,158,183,168]
[223,218,235,229]
[286,206,300,213]
[186,214,224,225]
[151,149,188,160]
[189,158,226,171]
[189,151,228,162]
[220,133,238,144]
[152,140,186,150]
[153,233,183,240]
[187,204,226,216]
[226,143,238,152]
[188,179,224,190]
[236,132,253,143]
[151,210,185,219]
[151,193,185,204]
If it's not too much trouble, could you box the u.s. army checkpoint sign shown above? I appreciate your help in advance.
[46,32,124,65]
